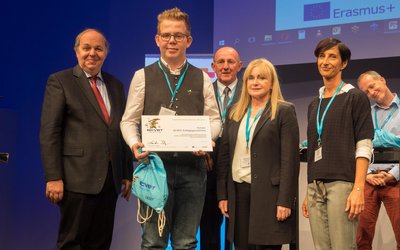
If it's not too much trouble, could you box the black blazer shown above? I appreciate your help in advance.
[40,65,132,194]
[217,101,300,245]
[207,79,243,190]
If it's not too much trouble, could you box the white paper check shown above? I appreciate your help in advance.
[141,115,213,152]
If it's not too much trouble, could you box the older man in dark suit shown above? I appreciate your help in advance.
[40,28,133,249]
[200,46,242,250]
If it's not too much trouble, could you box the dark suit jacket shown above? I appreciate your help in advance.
[212,78,243,154]
[40,65,133,194]
[216,101,300,245]
[207,79,243,191]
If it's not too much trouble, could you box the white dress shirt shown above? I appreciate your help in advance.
[84,71,111,114]
[120,59,222,149]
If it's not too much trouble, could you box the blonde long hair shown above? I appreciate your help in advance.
[230,58,285,121]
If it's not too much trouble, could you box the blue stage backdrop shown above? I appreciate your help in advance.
[2,0,399,249]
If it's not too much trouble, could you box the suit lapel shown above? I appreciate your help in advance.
[227,80,243,148]
[229,118,241,156]
[73,65,109,125]
[252,101,272,141]
[232,78,242,104]
[212,81,222,116]
[229,101,271,152]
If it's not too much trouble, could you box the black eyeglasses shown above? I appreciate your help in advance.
[159,33,189,42]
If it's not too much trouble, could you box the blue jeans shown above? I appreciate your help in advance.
[141,156,207,250]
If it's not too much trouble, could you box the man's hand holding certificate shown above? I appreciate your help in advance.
[141,115,213,152]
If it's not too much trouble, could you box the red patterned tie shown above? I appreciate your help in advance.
[90,75,110,125]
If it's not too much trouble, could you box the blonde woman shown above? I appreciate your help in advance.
[217,58,300,250]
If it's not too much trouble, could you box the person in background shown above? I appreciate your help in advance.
[200,46,242,250]
[40,28,133,249]
[120,7,221,250]
[301,37,374,250]
[357,70,399,250]
[217,58,299,250]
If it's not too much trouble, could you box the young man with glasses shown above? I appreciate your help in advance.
[121,7,221,250]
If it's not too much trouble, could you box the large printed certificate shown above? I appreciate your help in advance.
[141,115,213,152]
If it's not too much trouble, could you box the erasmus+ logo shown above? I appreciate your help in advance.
[304,2,331,21]
[304,2,397,21]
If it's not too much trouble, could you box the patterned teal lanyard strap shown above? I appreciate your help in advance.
[316,81,344,145]
[158,60,189,108]
[374,103,398,130]
[217,85,237,123]
[245,104,264,150]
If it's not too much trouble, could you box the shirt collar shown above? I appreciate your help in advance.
[159,57,187,75]
[373,94,400,110]
[318,83,354,97]
[83,70,104,82]
[217,79,238,94]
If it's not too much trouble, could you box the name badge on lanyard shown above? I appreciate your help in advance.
[315,81,344,163]
[314,146,322,162]
[159,106,176,116]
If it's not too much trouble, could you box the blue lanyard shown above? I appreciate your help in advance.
[316,81,345,144]
[217,85,237,123]
[157,60,189,108]
[373,103,398,130]
[245,104,264,150]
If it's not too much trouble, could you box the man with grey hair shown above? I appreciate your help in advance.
[40,28,133,249]
[200,46,242,250]
[357,70,399,250]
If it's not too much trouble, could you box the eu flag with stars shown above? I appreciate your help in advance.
[304,2,330,21]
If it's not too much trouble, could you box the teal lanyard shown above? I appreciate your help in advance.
[217,85,237,123]
[316,81,345,144]
[245,104,264,150]
[157,60,189,108]
[373,103,398,130]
